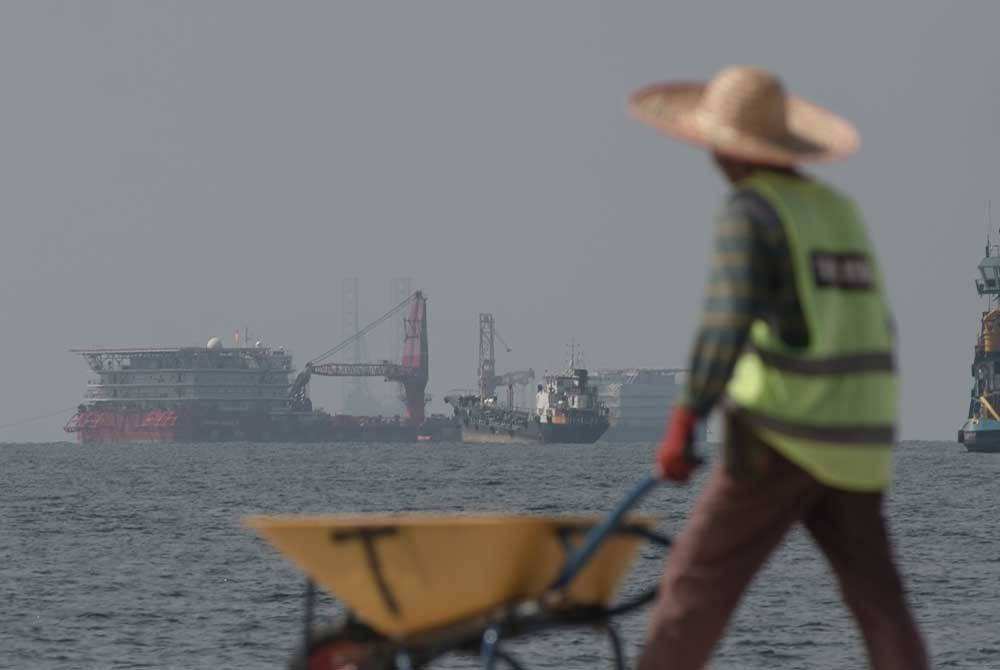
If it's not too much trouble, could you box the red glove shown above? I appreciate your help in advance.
[656,406,702,482]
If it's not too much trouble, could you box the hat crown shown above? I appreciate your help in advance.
[699,66,787,139]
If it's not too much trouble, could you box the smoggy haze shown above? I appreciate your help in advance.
[0,2,995,441]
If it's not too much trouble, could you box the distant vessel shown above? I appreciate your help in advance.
[445,368,610,444]
[62,342,449,444]
[591,368,686,443]
[65,292,457,444]
[443,318,608,444]
[959,235,1000,452]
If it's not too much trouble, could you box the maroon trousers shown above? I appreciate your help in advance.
[638,442,929,670]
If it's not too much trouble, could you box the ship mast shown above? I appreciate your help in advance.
[567,339,585,370]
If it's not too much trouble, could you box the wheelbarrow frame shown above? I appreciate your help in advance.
[291,476,670,670]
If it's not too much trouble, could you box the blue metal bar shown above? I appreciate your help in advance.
[480,624,502,670]
[549,475,660,591]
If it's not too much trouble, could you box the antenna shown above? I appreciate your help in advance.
[989,200,993,256]
[567,339,580,370]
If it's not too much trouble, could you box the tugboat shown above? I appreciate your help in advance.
[958,235,1000,452]
[444,368,610,444]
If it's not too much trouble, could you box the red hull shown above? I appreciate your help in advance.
[65,407,458,444]
[65,409,179,444]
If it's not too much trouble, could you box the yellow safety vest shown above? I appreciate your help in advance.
[725,172,897,492]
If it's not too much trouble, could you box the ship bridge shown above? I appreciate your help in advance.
[976,243,1000,297]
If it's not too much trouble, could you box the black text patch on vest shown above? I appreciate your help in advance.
[811,252,875,290]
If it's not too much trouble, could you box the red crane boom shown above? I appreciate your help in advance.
[289,291,429,425]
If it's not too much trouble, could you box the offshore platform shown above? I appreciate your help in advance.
[65,287,456,444]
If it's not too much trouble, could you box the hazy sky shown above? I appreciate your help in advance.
[0,1,996,442]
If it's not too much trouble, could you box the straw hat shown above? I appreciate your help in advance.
[628,66,859,166]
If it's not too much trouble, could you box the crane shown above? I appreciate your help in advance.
[495,328,513,354]
[289,291,429,424]
[477,313,534,408]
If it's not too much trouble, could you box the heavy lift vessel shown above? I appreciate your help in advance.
[65,291,456,444]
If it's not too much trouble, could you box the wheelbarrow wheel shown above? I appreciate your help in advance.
[288,617,396,670]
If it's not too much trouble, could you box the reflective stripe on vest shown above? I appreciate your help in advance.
[748,343,895,376]
[725,173,897,492]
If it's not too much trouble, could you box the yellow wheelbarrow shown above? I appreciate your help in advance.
[244,477,670,670]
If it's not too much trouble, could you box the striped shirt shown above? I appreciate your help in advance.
[680,188,808,418]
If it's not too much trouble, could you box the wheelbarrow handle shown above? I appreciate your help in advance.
[548,474,661,591]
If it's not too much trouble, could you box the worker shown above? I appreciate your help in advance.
[628,66,929,669]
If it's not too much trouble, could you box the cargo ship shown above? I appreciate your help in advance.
[445,368,609,444]
[65,291,457,444]
[958,238,1000,452]
[441,316,608,444]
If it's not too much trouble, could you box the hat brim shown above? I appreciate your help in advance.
[628,82,859,166]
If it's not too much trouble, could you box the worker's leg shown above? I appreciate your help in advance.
[803,489,930,670]
[637,448,820,670]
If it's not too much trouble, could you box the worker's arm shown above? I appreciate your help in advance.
[658,190,796,481]
[679,191,785,418]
